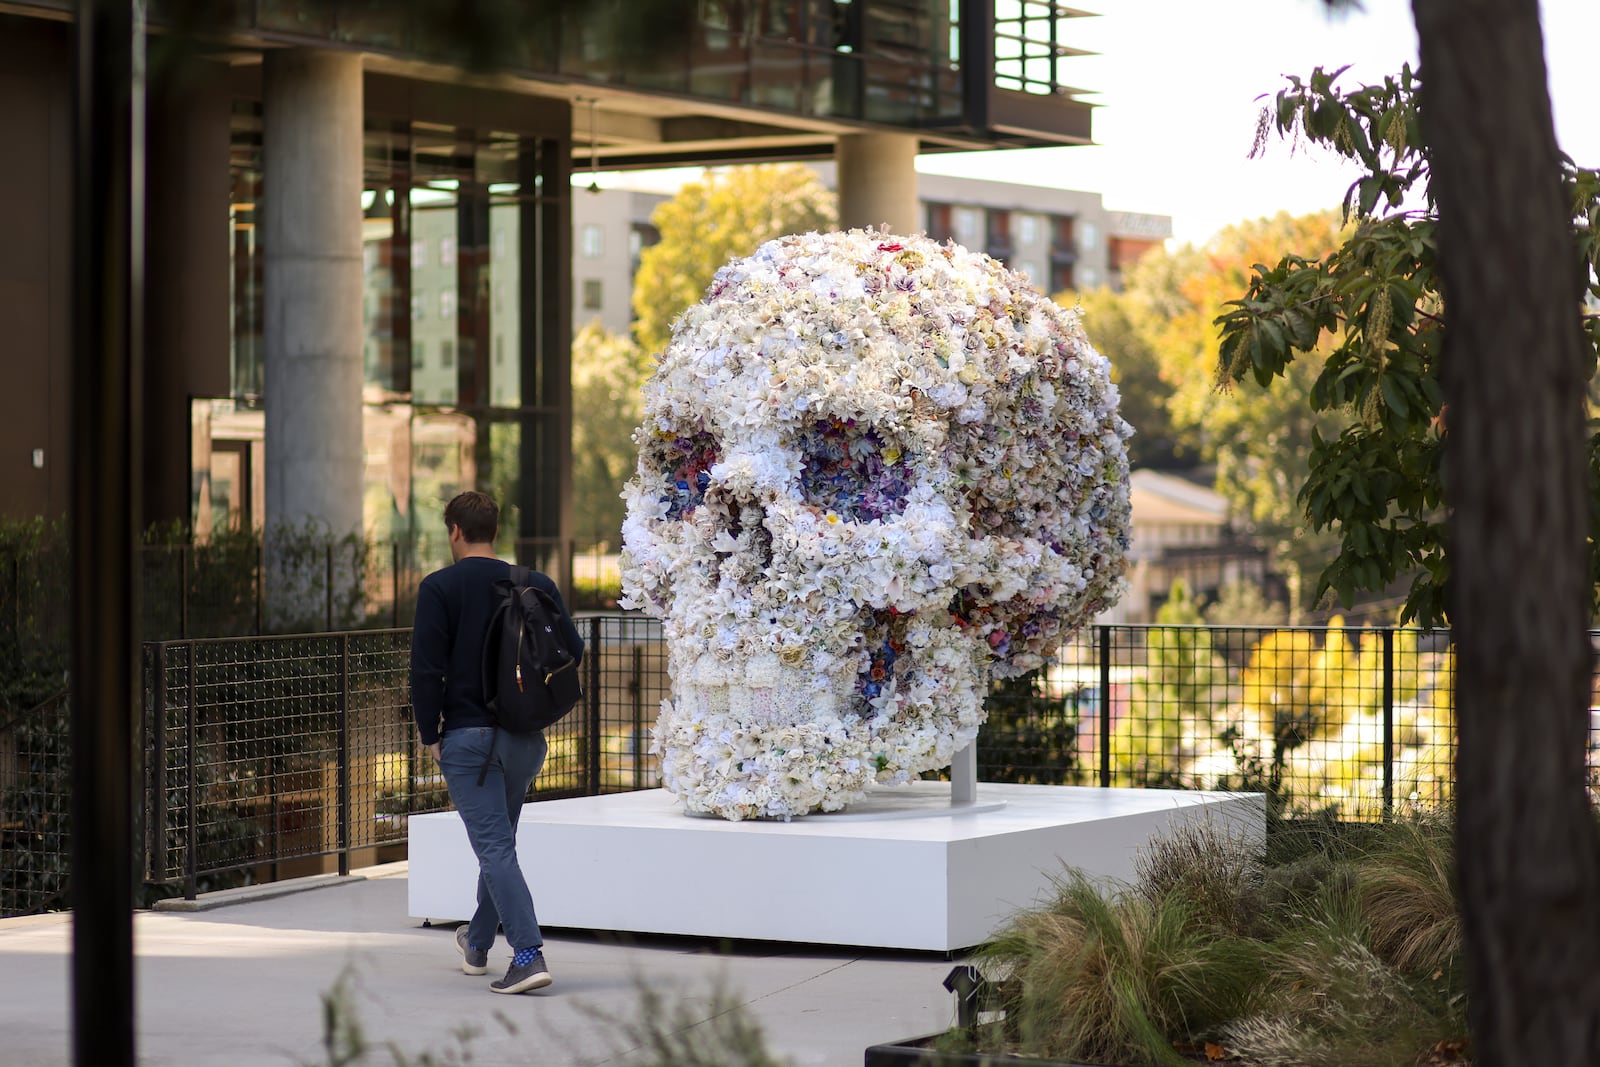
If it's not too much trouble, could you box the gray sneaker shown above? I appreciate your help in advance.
[455,928,488,976]
[490,952,552,994]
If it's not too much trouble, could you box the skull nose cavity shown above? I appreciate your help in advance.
[715,497,773,571]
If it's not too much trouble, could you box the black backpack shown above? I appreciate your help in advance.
[482,566,583,735]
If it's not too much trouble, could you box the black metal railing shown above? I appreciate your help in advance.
[8,620,1600,917]
[0,687,72,917]
[136,614,669,901]
[973,625,1483,821]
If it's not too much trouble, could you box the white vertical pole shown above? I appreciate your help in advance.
[951,743,977,806]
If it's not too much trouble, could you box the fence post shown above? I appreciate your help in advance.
[325,544,334,632]
[179,544,189,640]
[1099,625,1112,788]
[150,645,167,883]
[391,542,400,628]
[337,634,351,877]
[255,542,265,635]
[587,616,603,795]
[184,643,197,901]
[630,644,644,790]
[1382,627,1395,821]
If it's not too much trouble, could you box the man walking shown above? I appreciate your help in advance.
[410,490,581,993]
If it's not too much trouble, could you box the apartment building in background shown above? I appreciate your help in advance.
[570,168,1173,338]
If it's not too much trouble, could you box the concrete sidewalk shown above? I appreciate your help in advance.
[0,863,959,1067]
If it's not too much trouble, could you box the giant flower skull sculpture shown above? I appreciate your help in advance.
[620,229,1131,821]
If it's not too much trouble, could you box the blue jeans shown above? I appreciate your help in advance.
[437,726,548,953]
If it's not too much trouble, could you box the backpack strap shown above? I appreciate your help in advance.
[476,563,530,788]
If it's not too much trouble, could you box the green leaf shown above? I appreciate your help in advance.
[1378,374,1409,417]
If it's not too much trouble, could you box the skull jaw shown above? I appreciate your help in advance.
[655,660,880,821]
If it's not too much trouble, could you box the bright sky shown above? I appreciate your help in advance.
[922,0,1600,245]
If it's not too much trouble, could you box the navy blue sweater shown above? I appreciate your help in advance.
[409,558,583,745]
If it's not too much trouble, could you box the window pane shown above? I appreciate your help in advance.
[409,410,479,563]
[488,184,523,409]
[487,420,524,559]
[410,176,459,406]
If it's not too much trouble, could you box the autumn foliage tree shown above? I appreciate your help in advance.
[1063,214,1353,616]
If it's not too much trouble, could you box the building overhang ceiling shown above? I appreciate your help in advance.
[357,55,1095,169]
[0,1,1097,166]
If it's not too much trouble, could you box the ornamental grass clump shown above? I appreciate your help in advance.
[1223,906,1466,1067]
[1352,812,1459,976]
[1220,811,1469,1067]
[1132,817,1266,938]
[968,813,1471,1066]
[976,874,1266,1067]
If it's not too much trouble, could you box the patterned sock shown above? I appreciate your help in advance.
[513,947,539,967]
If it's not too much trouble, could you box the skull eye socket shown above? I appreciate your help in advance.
[798,418,912,522]
[649,430,719,521]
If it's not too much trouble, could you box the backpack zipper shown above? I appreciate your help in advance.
[515,622,526,692]
[546,657,576,685]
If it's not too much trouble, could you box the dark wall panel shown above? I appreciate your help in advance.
[0,16,70,520]
[145,60,233,528]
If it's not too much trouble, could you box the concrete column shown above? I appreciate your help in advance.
[836,131,920,235]
[262,48,364,538]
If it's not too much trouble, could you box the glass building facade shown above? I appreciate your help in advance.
[195,102,571,570]
[1,1,1098,578]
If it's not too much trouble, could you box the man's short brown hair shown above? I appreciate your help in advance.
[444,491,498,544]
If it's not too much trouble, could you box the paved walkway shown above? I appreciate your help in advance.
[0,863,958,1067]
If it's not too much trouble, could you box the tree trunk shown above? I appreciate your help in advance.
[1412,0,1600,1061]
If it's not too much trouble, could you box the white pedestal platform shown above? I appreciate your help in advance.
[408,782,1264,952]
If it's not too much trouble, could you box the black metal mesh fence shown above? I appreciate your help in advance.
[139,541,422,640]
[0,538,73,917]
[977,625,1467,819]
[8,618,1600,917]
[144,631,419,890]
[136,616,668,902]
[0,689,72,916]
